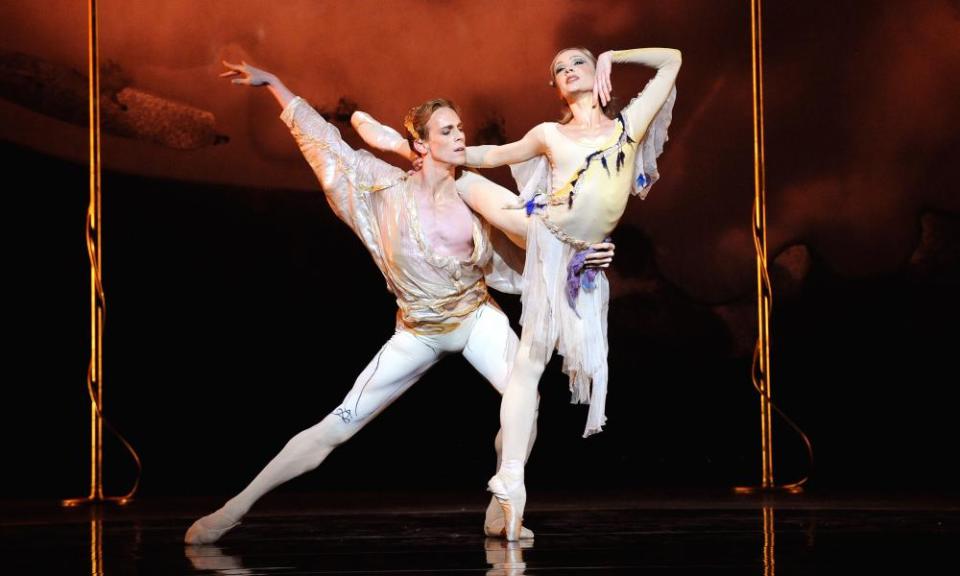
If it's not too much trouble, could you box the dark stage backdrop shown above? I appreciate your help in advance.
[2,0,958,499]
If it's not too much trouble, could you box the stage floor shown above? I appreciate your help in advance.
[2,490,957,574]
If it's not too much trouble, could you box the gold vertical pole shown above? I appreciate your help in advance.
[90,0,104,502]
[64,0,137,508]
[750,0,774,490]
[735,0,802,496]
[63,0,106,505]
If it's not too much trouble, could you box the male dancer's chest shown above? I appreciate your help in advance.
[413,190,477,260]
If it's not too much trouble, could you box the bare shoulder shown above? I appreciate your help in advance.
[530,122,552,138]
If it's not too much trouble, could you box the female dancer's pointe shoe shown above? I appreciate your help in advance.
[487,473,526,542]
[484,497,535,539]
[484,517,535,539]
[184,508,241,544]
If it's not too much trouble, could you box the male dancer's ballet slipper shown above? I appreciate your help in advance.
[184,508,241,544]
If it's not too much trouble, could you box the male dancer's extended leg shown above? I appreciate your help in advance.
[185,330,442,544]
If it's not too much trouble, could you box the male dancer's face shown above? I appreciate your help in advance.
[420,107,467,167]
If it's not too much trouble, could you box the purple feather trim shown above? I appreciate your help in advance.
[565,244,604,315]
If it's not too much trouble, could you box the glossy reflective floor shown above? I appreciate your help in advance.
[2,490,957,574]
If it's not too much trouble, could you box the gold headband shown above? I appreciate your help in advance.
[403,108,421,141]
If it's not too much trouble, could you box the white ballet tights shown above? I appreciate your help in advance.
[185,303,537,543]
[488,333,549,540]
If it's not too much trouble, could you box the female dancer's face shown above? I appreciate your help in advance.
[552,49,595,99]
[421,107,466,166]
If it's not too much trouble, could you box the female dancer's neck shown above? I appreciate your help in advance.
[566,93,606,128]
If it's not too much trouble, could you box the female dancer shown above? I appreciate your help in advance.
[463,47,680,540]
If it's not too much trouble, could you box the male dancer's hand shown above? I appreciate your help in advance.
[585,242,615,269]
[220,60,275,87]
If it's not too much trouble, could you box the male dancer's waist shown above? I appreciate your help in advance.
[396,279,489,335]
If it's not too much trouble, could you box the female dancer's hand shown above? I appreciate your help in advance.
[220,60,275,87]
[409,154,424,173]
[585,242,615,269]
[593,51,614,107]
